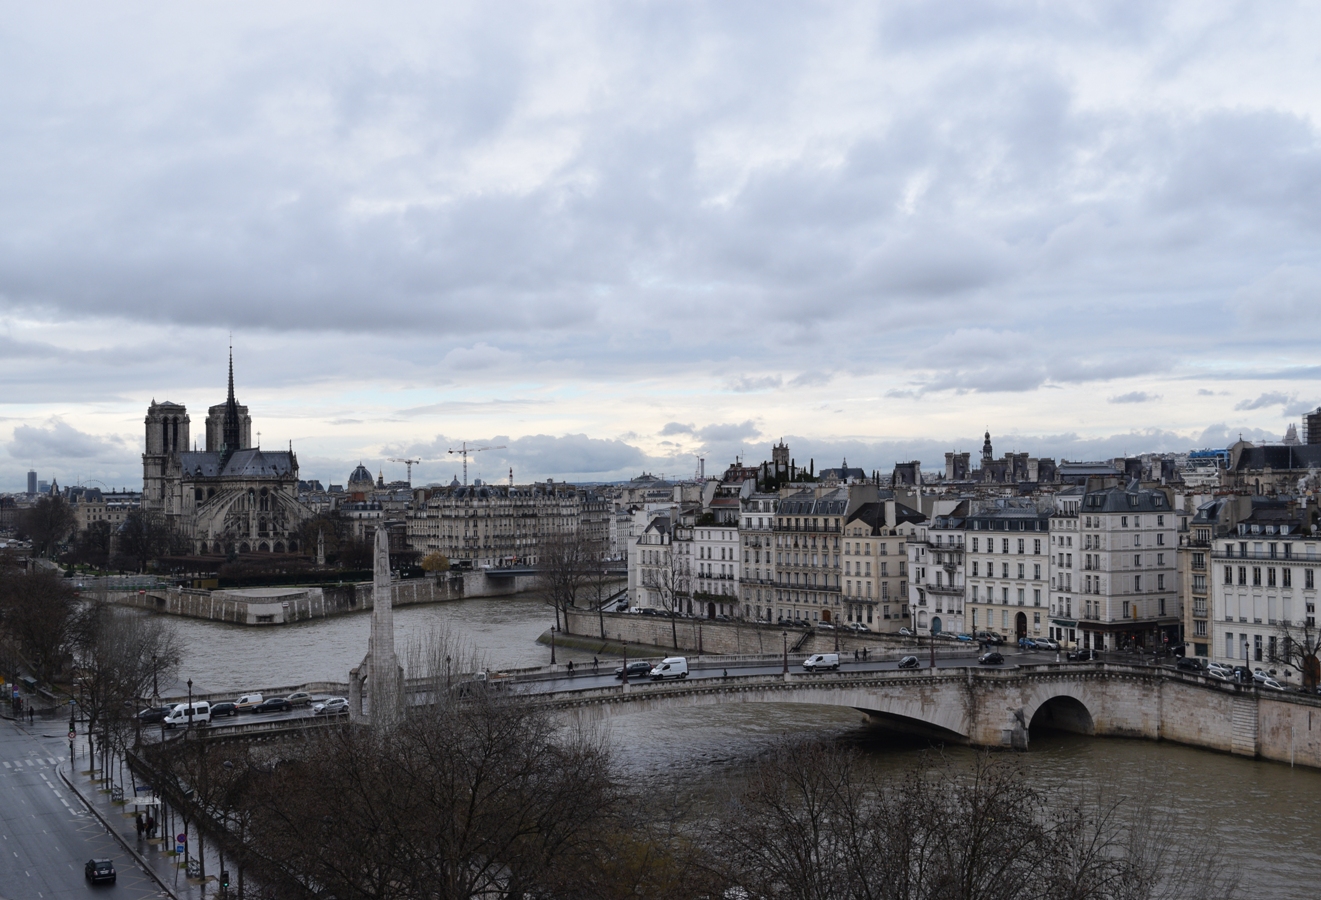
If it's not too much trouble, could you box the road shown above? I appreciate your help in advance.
[0,720,166,899]
[517,646,1065,693]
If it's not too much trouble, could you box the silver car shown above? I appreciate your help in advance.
[312,697,349,716]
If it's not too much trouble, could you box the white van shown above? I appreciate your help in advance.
[163,701,211,728]
[234,693,264,712]
[802,653,840,672]
[648,657,689,680]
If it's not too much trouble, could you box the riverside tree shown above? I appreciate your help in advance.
[0,559,79,683]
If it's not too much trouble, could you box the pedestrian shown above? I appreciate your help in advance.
[862,647,868,660]
[854,649,859,661]
[136,813,145,840]
[28,707,33,725]
[592,656,599,673]
[146,814,156,839]
[567,660,575,675]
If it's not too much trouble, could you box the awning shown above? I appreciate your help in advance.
[124,796,161,807]
[1051,619,1078,628]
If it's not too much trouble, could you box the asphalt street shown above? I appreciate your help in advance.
[0,719,167,899]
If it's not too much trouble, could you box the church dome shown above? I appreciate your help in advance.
[348,463,375,489]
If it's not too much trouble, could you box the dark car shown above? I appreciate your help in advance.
[209,701,239,718]
[976,631,1004,646]
[1175,657,1203,673]
[979,652,1004,666]
[85,858,116,884]
[1068,648,1099,661]
[897,655,921,669]
[135,706,172,724]
[614,661,652,679]
[1232,666,1254,683]
[254,697,292,714]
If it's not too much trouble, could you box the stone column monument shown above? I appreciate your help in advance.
[348,527,404,728]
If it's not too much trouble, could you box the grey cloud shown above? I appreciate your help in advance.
[660,422,695,436]
[1109,391,1160,404]
[1196,424,1279,447]
[1284,400,1319,417]
[695,421,761,443]
[1234,392,1293,411]
[788,371,833,388]
[393,433,646,480]
[9,419,128,460]
[726,375,783,393]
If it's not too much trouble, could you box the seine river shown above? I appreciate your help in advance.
[149,595,1321,898]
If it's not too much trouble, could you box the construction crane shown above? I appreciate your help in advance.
[388,457,423,486]
[448,442,506,486]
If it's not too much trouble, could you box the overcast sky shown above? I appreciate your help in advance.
[3,1,1320,491]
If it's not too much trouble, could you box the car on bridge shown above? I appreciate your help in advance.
[648,657,689,680]
[135,706,172,724]
[898,627,913,636]
[254,697,292,713]
[313,697,349,716]
[803,653,840,671]
[286,691,314,707]
[614,661,652,679]
[897,656,920,669]
[1175,657,1203,673]
[210,701,239,718]
[978,652,1004,665]
[1067,648,1098,661]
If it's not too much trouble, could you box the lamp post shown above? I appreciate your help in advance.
[782,629,788,674]
[152,654,159,705]
[550,627,556,666]
[445,655,451,689]
[186,679,193,734]
[621,642,628,686]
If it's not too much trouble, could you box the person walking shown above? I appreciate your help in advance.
[135,813,145,841]
[592,656,599,674]
[28,707,34,725]
[146,814,156,840]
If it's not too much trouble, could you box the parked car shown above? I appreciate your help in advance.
[313,697,349,716]
[1067,648,1098,662]
[935,632,957,641]
[1175,657,1203,673]
[816,622,835,631]
[286,691,314,707]
[1035,638,1060,651]
[209,702,239,718]
[897,655,921,669]
[614,661,653,679]
[976,631,1004,646]
[1019,638,1038,650]
[955,633,974,643]
[254,697,292,713]
[1205,667,1231,680]
[979,651,1004,666]
[1258,676,1286,691]
[234,692,264,712]
[803,653,840,672]
[648,657,689,680]
[1206,662,1233,676]
[135,706,172,724]
[848,622,872,633]
[85,858,116,884]
[1232,666,1254,683]
[898,627,913,636]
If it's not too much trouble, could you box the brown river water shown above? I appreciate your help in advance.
[140,595,1321,898]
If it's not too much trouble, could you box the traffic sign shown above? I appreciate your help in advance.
[68,730,76,740]
[177,833,186,844]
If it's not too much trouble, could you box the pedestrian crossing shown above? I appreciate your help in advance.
[2,757,61,768]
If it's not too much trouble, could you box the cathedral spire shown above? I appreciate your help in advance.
[221,344,241,462]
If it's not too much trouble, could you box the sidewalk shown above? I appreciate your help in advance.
[59,737,234,899]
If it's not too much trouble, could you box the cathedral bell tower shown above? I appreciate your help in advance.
[142,400,189,513]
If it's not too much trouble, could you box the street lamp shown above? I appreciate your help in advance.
[186,679,193,733]
[445,655,451,688]
[621,642,628,686]
[550,627,557,666]
[782,629,788,674]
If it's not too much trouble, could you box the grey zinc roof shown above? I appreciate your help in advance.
[1234,445,1321,471]
[1081,486,1169,513]
[180,449,296,479]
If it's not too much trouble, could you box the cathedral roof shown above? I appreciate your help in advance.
[348,463,375,486]
[179,448,297,478]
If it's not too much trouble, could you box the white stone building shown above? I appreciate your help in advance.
[739,492,778,621]
[1047,488,1083,647]
[962,502,1053,643]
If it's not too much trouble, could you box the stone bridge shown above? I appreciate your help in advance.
[541,663,1321,765]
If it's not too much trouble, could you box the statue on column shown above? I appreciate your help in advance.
[349,527,404,728]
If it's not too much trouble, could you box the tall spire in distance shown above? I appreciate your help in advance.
[221,343,241,462]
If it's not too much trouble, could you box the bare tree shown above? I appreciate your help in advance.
[17,494,76,558]
[115,509,188,572]
[0,564,79,683]
[1276,618,1321,689]
[641,542,690,649]
[538,528,593,635]
[705,740,1241,900]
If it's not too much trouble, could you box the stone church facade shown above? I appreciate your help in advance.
[142,354,311,555]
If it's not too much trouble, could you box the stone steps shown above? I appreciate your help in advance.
[1231,697,1258,756]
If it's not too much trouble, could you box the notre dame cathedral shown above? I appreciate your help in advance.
[142,352,311,555]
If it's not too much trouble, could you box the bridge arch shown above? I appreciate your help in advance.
[1023,686,1095,737]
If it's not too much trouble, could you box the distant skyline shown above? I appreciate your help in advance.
[3,2,1319,491]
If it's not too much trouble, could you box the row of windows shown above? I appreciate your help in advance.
[1223,566,1315,589]
[970,561,1043,579]
[969,537,1042,554]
